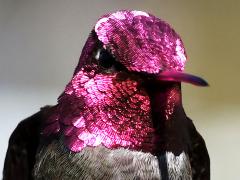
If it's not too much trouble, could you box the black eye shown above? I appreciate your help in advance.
[97,49,115,68]
[95,48,127,72]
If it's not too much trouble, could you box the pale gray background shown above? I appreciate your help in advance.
[1,0,239,179]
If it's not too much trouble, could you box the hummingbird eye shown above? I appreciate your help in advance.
[95,48,127,71]
[95,48,115,69]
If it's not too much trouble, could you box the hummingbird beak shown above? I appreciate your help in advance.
[157,71,209,86]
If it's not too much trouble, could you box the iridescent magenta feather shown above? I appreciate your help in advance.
[42,10,207,153]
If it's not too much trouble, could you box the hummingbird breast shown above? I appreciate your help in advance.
[34,138,192,180]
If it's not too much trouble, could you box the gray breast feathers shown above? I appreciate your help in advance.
[34,140,192,180]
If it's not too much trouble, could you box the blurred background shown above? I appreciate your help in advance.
[0,0,239,179]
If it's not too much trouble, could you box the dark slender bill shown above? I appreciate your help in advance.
[157,71,209,86]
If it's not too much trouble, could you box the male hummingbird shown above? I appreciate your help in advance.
[3,10,210,180]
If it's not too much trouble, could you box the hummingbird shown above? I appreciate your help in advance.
[3,10,210,180]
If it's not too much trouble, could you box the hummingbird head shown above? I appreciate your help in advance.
[43,10,208,152]
[74,10,208,86]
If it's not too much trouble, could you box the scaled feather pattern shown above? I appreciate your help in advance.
[42,10,188,153]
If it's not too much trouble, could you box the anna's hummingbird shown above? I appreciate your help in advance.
[3,10,210,180]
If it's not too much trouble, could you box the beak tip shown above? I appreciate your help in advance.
[195,79,209,87]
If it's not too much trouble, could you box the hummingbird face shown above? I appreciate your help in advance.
[43,10,208,153]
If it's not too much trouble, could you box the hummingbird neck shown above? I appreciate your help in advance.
[147,82,189,154]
